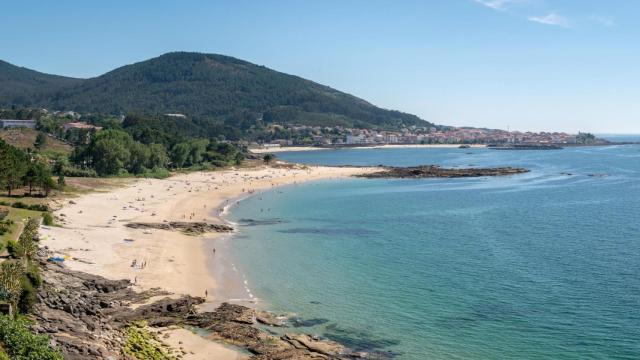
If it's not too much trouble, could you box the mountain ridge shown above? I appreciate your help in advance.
[0,60,82,105]
[0,52,434,129]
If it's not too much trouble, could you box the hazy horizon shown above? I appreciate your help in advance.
[2,0,639,134]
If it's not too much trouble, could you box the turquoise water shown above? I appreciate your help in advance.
[598,134,640,143]
[228,145,640,359]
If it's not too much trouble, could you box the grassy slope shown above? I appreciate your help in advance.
[0,128,72,156]
[0,206,43,245]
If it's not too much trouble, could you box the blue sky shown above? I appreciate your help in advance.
[1,0,638,133]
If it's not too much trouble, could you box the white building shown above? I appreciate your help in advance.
[346,134,367,144]
[385,134,399,143]
[0,119,37,129]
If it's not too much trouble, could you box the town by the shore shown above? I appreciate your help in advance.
[250,143,488,153]
[40,163,374,359]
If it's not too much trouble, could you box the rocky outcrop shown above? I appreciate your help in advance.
[33,256,382,359]
[284,334,346,357]
[256,310,288,327]
[125,221,233,235]
[34,259,180,359]
[358,165,529,179]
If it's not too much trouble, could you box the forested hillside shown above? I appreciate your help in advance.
[0,60,81,106]
[0,53,432,130]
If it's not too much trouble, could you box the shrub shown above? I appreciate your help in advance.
[0,261,24,308]
[42,212,54,226]
[137,167,171,179]
[17,277,36,314]
[11,202,26,209]
[25,263,41,288]
[123,321,175,360]
[0,220,13,236]
[0,349,10,360]
[26,204,48,212]
[60,166,98,178]
[6,241,18,259]
[0,315,64,360]
[263,153,275,164]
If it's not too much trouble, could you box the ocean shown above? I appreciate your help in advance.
[226,144,640,359]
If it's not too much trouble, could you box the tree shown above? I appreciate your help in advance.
[170,143,190,168]
[23,166,38,196]
[263,154,275,164]
[87,130,134,176]
[234,152,244,166]
[188,139,209,166]
[34,132,47,150]
[0,140,28,196]
[16,218,39,263]
[57,175,66,189]
[147,143,169,169]
[93,138,130,175]
[128,141,151,174]
[37,170,56,196]
[24,161,55,196]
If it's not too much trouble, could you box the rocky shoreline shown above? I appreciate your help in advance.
[125,221,234,235]
[357,165,529,179]
[33,251,385,360]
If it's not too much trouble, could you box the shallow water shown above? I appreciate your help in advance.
[228,145,640,359]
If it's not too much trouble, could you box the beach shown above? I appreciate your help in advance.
[40,163,373,358]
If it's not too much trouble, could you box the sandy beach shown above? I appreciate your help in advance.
[250,143,486,153]
[249,146,333,153]
[40,163,372,358]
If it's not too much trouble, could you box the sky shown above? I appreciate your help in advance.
[1,0,639,133]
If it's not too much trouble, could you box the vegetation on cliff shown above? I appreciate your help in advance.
[0,316,63,360]
[123,322,175,360]
[0,218,63,359]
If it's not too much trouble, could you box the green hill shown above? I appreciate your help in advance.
[0,60,81,106]
[0,52,433,129]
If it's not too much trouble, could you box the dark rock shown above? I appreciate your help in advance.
[34,254,386,360]
[256,311,287,327]
[125,221,233,235]
[358,165,529,179]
